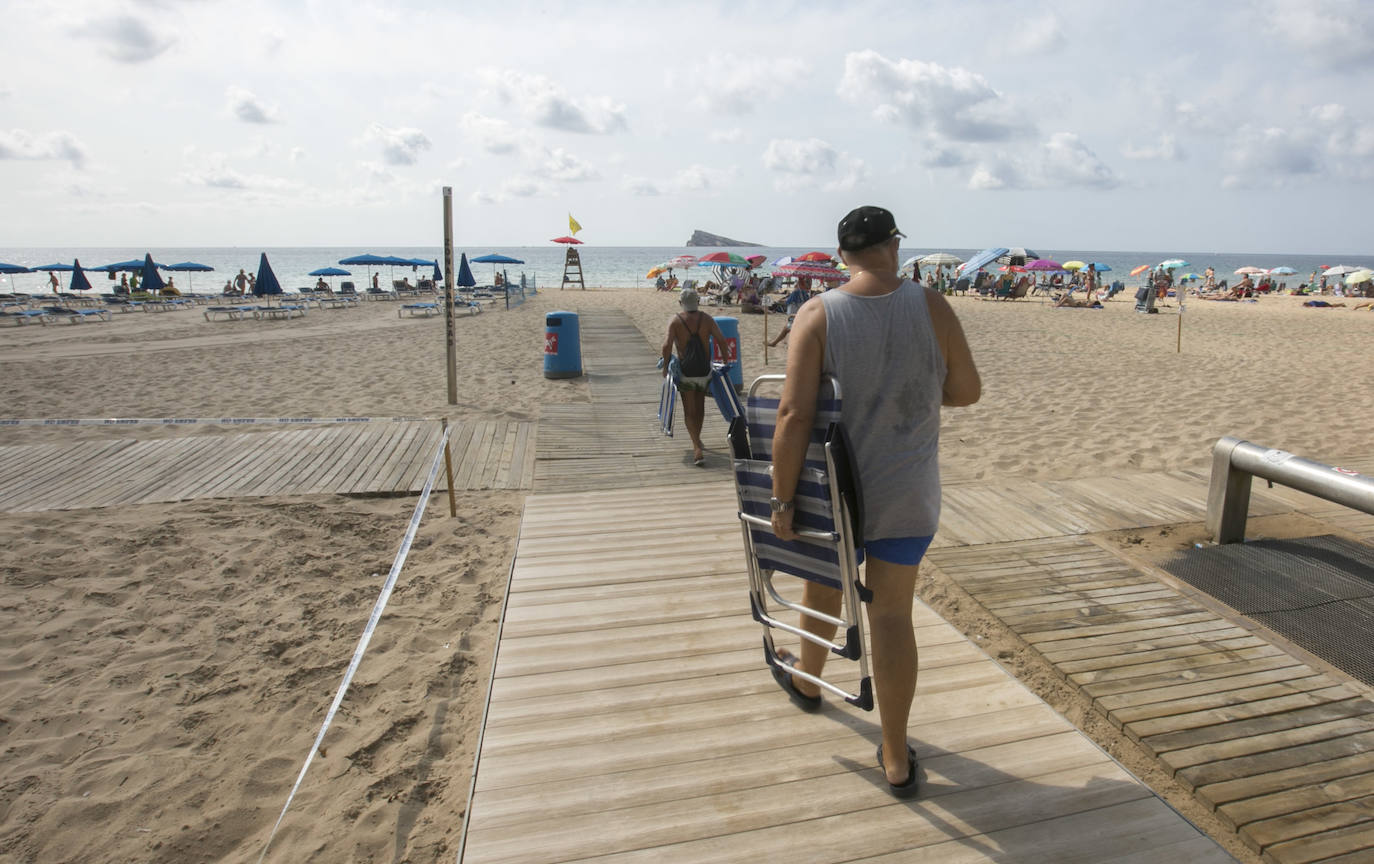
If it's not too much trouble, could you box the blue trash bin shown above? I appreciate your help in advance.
[712,315,742,391]
[544,311,581,379]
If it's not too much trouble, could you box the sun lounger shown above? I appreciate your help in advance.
[318,296,358,309]
[730,373,872,710]
[253,304,306,320]
[204,305,257,321]
[0,309,49,326]
[41,305,112,323]
[399,302,438,318]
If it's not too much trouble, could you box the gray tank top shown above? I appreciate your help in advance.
[820,280,946,540]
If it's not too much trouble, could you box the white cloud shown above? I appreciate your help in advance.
[289,147,306,163]
[1221,126,1321,187]
[622,175,659,196]
[1122,133,1184,161]
[71,15,173,64]
[461,112,521,155]
[966,134,1119,190]
[471,174,557,204]
[1009,14,1066,55]
[622,164,737,197]
[478,68,627,134]
[1265,0,1374,67]
[1311,103,1374,173]
[682,54,808,115]
[226,87,279,124]
[763,138,837,175]
[1043,133,1119,188]
[181,162,304,194]
[0,129,88,168]
[763,137,867,192]
[838,50,1031,143]
[709,129,744,144]
[362,124,432,166]
[538,147,599,182]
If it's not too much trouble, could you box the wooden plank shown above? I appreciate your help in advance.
[301,423,374,494]
[357,423,422,492]
[2,440,134,510]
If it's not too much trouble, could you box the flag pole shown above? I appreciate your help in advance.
[443,187,458,405]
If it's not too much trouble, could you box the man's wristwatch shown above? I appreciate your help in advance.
[769,497,794,513]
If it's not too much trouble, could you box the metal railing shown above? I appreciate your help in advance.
[1206,436,1374,543]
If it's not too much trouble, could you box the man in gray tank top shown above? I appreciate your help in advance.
[768,206,981,797]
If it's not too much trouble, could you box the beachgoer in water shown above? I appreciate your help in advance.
[235,269,248,294]
[768,205,980,797]
[660,286,728,466]
[49,271,60,293]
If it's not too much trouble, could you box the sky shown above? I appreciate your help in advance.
[2,0,1372,254]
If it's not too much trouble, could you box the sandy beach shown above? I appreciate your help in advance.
[1,286,1371,862]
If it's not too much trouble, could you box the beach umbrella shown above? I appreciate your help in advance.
[1323,265,1361,276]
[996,247,1040,265]
[551,236,582,245]
[1062,261,1086,271]
[33,262,75,291]
[0,262,27,294]
[471,253,525,285]
[774,262,845,282]
[1267,266,1297,275]
[165,261,213,293]
[698,251,751,268]
[140,253,165,294]
[1346,269,1372,285]
[665,255,697,271]
[1025,259,1064,271]
[647,266,669,280]
[918,252,964,267]
[797,251,833,263]
[431,260,443,283]
[1130,264,1151,277]
[309,266,351,277]
[1087,262,1111,272]
[253,252,282,302]
[1234,266,1266,275]
[1159,259,1190,270]
[957,247,1009,276]
[69,259,94,292]
[97,258,164,272]
[746,254,767,267]
[455,253,476,289]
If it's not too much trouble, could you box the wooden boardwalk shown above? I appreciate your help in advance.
[462,481,1234,863]
[534,311,732,493]
[0,419,534,512]
[926,530,1374,863]
[461,310,1240,863]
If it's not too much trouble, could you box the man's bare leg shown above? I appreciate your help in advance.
[864,557,921,785]
[786,580,841,699]
[682,390,706,461]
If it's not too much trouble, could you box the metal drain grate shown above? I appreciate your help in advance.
[1163,535,1374,686]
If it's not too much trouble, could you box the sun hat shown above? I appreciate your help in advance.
[679,286,700,311]
[838,205,905,252]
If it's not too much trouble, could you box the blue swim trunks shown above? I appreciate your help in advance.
[862,535,935,566]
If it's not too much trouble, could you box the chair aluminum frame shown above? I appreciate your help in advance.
[731,373,873,710]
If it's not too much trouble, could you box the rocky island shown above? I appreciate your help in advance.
[685,229,763,247]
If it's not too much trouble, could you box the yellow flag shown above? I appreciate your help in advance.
[569,213,582,235]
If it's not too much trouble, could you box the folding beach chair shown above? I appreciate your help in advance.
[730,373,873,710]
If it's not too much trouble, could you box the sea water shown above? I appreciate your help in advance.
[2,245,1372,296]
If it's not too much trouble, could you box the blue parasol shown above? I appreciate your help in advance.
[96,258,167,272]
[471,253,524,285]
[69,259,95,292]
[254,253,283,300]
[456,253,476,288]
[957,247,1009,277]
[141,253,165,294]
[0,262,27,294]
[309,267,351,277]
[33,262,74,291]
[165,261,213,293]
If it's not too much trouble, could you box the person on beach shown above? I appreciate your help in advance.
[48,271,60,293]
[1204,267,1216,290]
[130,272,140,292]
[163,276,178,296]
[247,273,256,292]
[767,205,980,798]
[767,285,811,347]
[235,269,248,294]
[661,286,728,466]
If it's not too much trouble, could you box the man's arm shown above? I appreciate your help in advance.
[925,288,981,407]
[770,300,825,541]
[661,318,679,371]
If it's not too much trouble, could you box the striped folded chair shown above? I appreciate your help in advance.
[730,373,872,710]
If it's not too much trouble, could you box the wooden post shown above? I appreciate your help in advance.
[763,305,769,366]
[442,417,457,517]
[1176,290,1184,353]
[443,187,458,405]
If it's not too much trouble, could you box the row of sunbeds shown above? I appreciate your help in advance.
[0,305,113,325]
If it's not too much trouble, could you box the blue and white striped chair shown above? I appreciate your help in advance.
[730,374,872,710]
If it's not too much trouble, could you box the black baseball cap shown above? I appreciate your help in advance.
[837,205,905,252]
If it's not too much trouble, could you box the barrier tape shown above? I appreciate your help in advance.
[0,415,437,428]
[256,424,452,864]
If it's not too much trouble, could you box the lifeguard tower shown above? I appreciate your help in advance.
[562,247,585,290]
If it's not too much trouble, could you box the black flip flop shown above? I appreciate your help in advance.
[876,743,920,798]
[770,651,821,712]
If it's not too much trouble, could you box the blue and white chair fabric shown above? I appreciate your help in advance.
[730,373,873,710]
